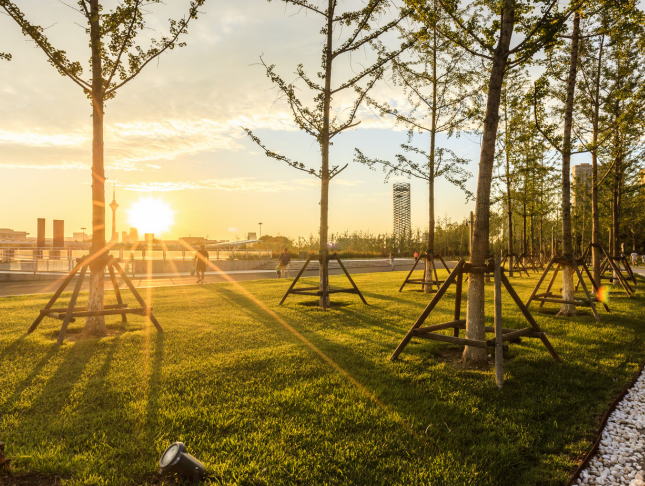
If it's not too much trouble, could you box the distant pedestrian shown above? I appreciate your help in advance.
[193,245,209,283]
[278,248,291,278]
[414,251,419,260]
[631,251,639,267]
[388,252,395,271]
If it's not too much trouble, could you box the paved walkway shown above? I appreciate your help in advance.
[0,261,438,297]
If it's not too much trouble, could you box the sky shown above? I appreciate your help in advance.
[0,0,586,241]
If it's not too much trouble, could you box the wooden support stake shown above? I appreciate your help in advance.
[335,255,368,305]
[108,263,128,324]
[500,272,561,362]
[390,260,465,361]
[279,254,312,305]
[56,265,88,345]
[453,269,463,337]
[400,253,422,292]
[572,257,600,322]
[113,260,163,332]
[28,262,82,333]
[494,257,504,388]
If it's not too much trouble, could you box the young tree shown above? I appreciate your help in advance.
[1,0,205,335]
[407,0,579,364]
[354,5,475,293]
[244,0,411,308]
[534,10,583,315]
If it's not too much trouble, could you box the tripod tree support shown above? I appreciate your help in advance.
[390,257,561,388]
[399,250,451,292]
[500,253,531,277]
[578,243,633,297]
[279,251,367,310]
[525,254,608,322]
[28,253,162,345]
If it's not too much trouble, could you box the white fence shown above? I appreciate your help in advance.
[0,247,273,273]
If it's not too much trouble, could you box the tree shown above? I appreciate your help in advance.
[355,2,475,293]
[407,0,579,364]
[244,0,411,308]
[533,10,584,315]
[1,0,205,336]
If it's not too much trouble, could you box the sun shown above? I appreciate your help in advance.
[127,197,174,236]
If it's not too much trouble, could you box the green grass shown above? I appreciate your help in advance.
[1,270,644,486]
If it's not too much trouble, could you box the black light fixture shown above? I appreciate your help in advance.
[159,442,205,483]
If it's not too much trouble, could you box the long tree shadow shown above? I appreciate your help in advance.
[0,343,60,410]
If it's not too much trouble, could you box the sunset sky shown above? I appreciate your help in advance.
[0,0,580,242]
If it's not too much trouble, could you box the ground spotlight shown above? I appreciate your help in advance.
[159,442,205,483]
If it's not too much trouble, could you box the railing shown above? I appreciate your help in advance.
[0,247,273,274]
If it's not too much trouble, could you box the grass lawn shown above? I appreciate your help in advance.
[1,269,644,486]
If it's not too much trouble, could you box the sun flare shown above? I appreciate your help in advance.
[127,197,174,236]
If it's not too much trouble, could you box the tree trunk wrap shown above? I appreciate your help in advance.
[463,0,515,365]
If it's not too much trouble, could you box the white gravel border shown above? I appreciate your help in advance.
[574,370,645,485]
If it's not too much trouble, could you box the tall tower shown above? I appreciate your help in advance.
[393,182,411,237]
[109,181,119,243]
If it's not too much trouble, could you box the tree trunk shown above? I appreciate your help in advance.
[83,0,107,336]
[463,0,514,365]
[504,94,514,276]
[558,11,580,317]
[318,0,334,308]
[425,19,438,294]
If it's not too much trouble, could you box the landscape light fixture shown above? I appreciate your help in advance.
[159,442,205,483]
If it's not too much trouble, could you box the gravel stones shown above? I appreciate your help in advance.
[574,372,645,486]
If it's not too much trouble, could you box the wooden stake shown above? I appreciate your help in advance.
[113,260,163,332]
[494,257,504,388]
[279,254,313,305]
[56,265,88,345]
[108,263,128,324]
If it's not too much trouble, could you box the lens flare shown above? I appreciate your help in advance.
[597,286,609,304]
[127,197,174,235]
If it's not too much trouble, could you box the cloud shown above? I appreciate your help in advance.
[293,178,362,187]
[0,161,88,170]
[0,114,299,171]
[120,177,361,193]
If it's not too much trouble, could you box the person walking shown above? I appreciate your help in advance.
[193,245,209,283]
[631,250,639,267]
[278,248,291,278]
[388,252,395,271]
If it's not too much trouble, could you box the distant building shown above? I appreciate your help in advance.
[179,236,206,246]
[122,228,139,244]
[72,232,87,242]
[0,228,28,241]
[247,232,257,241]
[393,182,411,236]
[109,182,119,243]
[572,163,592,207]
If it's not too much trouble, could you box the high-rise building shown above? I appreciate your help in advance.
[109,182,119,243]
[393,182,411,236]
[572,163,592,207]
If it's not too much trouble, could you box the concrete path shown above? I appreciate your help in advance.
[0,261,448,298]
